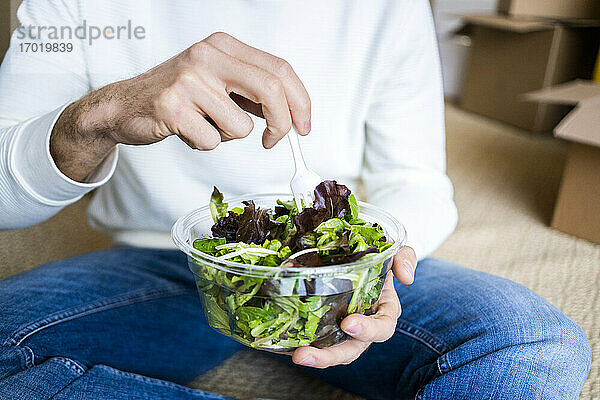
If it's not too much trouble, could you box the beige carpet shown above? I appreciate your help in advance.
[0,103,598,399]
[0,197,110,277]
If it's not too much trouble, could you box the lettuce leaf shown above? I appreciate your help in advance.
[313,180,351,220]
[211,212,239,242]
[293,207,328,235]
[293,180,352,234]
[348,194,359,220]
[193,237,226,254]
[236,200,285,244]
[209,187,228,223]
[321,245,378,265]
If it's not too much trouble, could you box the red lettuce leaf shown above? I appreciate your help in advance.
[236,200,285,244]
[293,208,328,235]
[292,252,323,267]
[321,246,378,266]
[293,180,351,234]
[313,180,351,219]
[274,206,289,219]
[211,212,240,242]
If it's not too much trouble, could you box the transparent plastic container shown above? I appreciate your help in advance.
[171,193,406,352]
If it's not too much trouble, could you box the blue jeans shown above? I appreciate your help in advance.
[0,248,591,399]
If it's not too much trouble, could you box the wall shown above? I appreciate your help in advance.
[0,0,9,62]
[0,0,21,62]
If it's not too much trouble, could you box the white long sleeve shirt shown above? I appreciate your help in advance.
[0,0,457,259]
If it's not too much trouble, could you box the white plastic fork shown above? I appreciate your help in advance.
[287,127,321,212]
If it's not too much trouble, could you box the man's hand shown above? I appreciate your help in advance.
[292,246,417,368]
[50,32,311,182]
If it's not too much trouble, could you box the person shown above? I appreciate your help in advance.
[0,1,591,399]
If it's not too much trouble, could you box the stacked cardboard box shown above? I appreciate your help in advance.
[525,80,600,244]
[455,3,600,244]
[499,0,600,20]
[459,2,600,132]
[432,0,499,99]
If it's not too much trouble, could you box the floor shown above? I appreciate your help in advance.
[1,103,598,398]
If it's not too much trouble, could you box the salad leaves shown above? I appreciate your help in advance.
[192,180,393,351]
[236,201,285,245]
[211,212,239,242]
[209,187,228,222]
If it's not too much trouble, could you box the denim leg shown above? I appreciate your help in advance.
[298,258,591,400]
[411,259,591,400]
[0,360,236,400]
[0,248,243,400]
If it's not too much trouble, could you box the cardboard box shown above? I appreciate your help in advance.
[438,32,471,100]
[525,80,600,244]
[460,14,599,132]
[594,45,600,82]
[498,0,600,20]
[432,0,499,99]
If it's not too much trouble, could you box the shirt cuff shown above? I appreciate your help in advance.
[9,104,118,206]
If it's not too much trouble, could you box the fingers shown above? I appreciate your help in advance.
[292,273,401,369]
[230,92,263,118]
[154,68,252,145]
[159,33,311,151]
[172,110,221,150]
[340,272,401,343]
[205,32,311,136]
[392,246,418,285]
[193,84,255,141]
[292,338,370,369]
[212,50,292,148]
[289,250,417,370]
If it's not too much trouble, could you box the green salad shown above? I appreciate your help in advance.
[191,180,393,350]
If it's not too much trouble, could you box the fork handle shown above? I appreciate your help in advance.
[287,127,306,172]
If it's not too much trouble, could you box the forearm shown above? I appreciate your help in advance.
[50,88,118,182]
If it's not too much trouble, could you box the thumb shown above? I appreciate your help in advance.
[392,246,417,285]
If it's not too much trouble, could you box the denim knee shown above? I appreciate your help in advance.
[484,285,592,395]
[541,311,592,380]
[433,278,592,399]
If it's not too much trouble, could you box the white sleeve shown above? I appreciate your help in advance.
[0,0,117,230]
[362,0,457,259]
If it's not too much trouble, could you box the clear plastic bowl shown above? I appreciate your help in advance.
[171,193,406,352]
